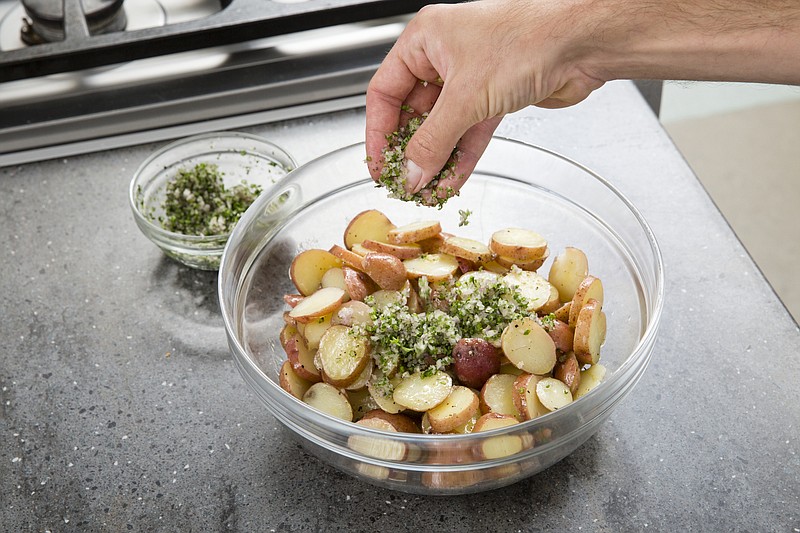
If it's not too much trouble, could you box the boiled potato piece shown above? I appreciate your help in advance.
[501,317,557,375]
[331,300,373,327]
[495,254,547,272]
[347,387,380,421]
[279,360,313,399]
[288,286,345,323]
[512,373,547,420]
[344,209,395,249]
[553,351,581,395]
[283,293,303,308]
[479,373,521,418]
[482,260,510,274]
[345,357,373,391]
[403,253,459,281]
[367,372,405,414]
[362,252,407,291]
[546,319,574,354]
[536,376,573,411]
[342,267,377,302]
[393,371,453,412]
[329,244,365,270]
[489,228,548,262]
[473,413,524,460]
[320,267,350,301]
[452,338,503,389]
[569,275,604,327]
[553,301,572,323]
[573,298,606,365]
[283,332,322,383]
[290,249,342,296]
[575,363,607,399]
[348,417,409,460]
[387,220,442,244]
[316,325,370,388]
[427,386,480,433]
[302,382,353,421]
[302,313,332,351]
[361,239,423,260]
[503,268,560,314]
[548,247,589,302]
[362,409,422,433]
[440,235,494,264]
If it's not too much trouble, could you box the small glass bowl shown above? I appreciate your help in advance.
[129,132,297,270]
[219,138,664,494]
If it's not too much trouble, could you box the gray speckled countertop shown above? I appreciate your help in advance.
[1,81,798,532]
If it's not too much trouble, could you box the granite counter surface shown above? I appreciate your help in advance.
[1,81,798,532]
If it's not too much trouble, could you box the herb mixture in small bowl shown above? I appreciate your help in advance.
[130,132,297,270]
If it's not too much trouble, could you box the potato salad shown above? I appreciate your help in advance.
[279,209,607,437]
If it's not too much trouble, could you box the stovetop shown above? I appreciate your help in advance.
[0,0,455,166]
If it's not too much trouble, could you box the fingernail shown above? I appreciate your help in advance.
[404,160,424,193]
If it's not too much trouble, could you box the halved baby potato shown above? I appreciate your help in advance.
[329,244,365,271]
[387,220,442,244]
[427,386,480,433]
[501,317,557,375]
[393,371,453,412]
[316,324,370,388]
[288,286,345,323]
[569,275,604,327]
[279,360,313,399]
[344,209,395,249]
[489,228,548,262]
[440,235,494,264]
[362,252,407,291]
[479,373,521,419]
[502,268,560,314]
[512,373,547,420]
[361,239,423,260]
[536,376,573,411]
[548,247,589,302]
[302,382,353,421]
[290,249,342,296]
[575,363,607,399]
[573,298,606,365]
[403,253,459,281]
[472,413,525,460]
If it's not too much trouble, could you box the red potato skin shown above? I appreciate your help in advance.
[283,336,322,383]
[362,409,422,433]
[457,257,478,274]
[553,352,581,395]
[343,267,378,301]
[452,338,502,389]
[547,319,574,354]
[283,293,303,308]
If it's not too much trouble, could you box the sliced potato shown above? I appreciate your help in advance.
[569,275,604,327]
[302,313,332,351]
[343,209,395,249]
[553,301,572,323]
[575,363,607,399]
[347,387,380,421]
[536,376,573,411]
[403,253,459,281]
[348,417,408,460]
[316,325,370,388]
[329,244,366,270]
[417,232,448,253]
[427,386,480,433]
[342,266,377,302]
[344,358,373,391]
[495,254,547,272]
[440,235,494,264]
[288,286,345,323]
[553,351,581,395]
[367,372,405,414]
[512,373,547,420]
[290,249,342,296]
[362,409,421,433]
[479,373,521,419]
[283,333,322,383]
[387,220,442,244]
[548,247,589,302]
[368,289,404,309]
[481,260,510,274]
[546,319,574,354]
[283,293,303,308]
[393,371,453,412]
[302,382,353,421]
[350,243,370,257]
[472,413,524,459]
[500,317,557,375]
[279,360,313,399]
[320,267,350,302]
[362,252,407,291]
[361,239,423,260]
[489,228,548,262]
[331,300,373,327]
[573,298,606,365]
[502,268,560,314]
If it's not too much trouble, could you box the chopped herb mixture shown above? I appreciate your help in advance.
[378,115,460,209]
[458,209,472,227]
[363,273,532,388]
[159,162,262,236]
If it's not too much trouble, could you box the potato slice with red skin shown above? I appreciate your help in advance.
[288,286,345,323]
[427,386,480,433]
[546,319,574,354]
[316,324,370,388]
[452,338,502,389]
[387,220,442,244]
[343,209,395,249]
[393,371,453,412]
[283,333,322,383]
[440,235,494,264]
[512,373,547,420]
[362,409,422,433]
[479,373,521,419]
[472,413,525,460]
[489,228,548,262]
[553,301,572,323]
[362,252,407,291]
[495,254,547,272]
[361,239,423,260]
[367,373,405,414]
[302,382,353,421]
[403,253,459,281]
[279,360,313,399]
[574,298,606,365]
[344,358,373,391]
[548,246,589,303]
[302,313,332,351]
[348,417,409,460]
[331,300,372,327]
[320,267,350,302]
[417,232,450,253]
[290,249,342,296]
[283,293,303,307]
[503,268,560,314]
[342,267,378,302]
[501,317,557,375]
[536,377,573,411]
[575,363,607,399]
[347,387,380,421]
[554,351,581,395]
[329,244,366,271]
[569,275,604,327]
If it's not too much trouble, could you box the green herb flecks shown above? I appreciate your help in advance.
[160,162,262,236]
[378,114,460,209]
[458,209,472,227]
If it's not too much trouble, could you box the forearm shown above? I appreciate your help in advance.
[581,0,800,84]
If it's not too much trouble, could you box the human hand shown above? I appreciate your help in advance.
[365,0,605,199]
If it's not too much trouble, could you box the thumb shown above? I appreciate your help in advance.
[403,87,478,193]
